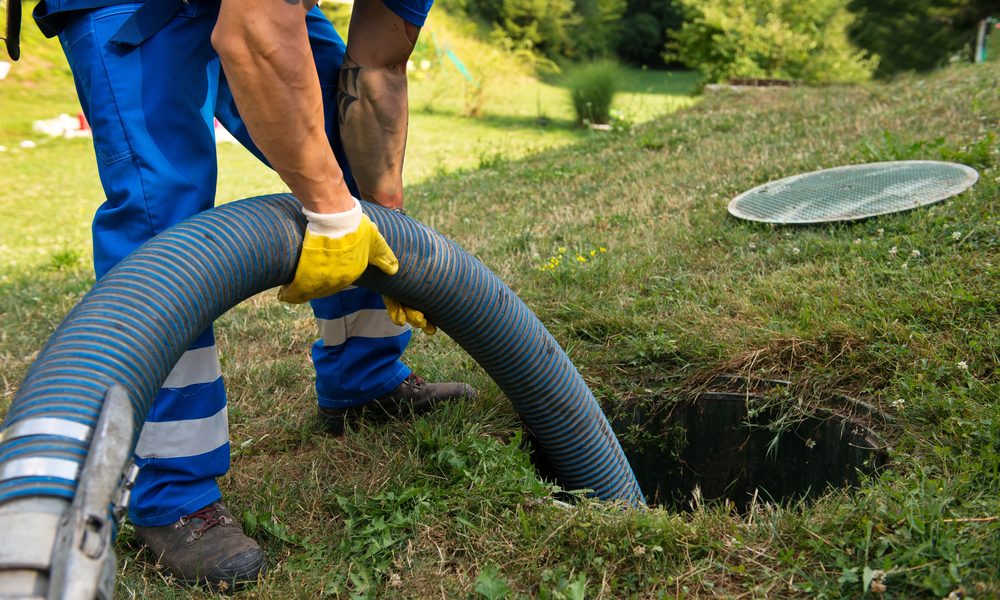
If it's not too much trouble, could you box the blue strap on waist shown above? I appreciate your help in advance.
[109,0,188,46]
[33,0,188,45]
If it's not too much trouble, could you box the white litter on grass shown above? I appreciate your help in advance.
[214,119,238,144]
[20,140,37,149]
[30,114,238,145]
[33,114,92,139]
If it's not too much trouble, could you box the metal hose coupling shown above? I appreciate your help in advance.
[0,386,137,600]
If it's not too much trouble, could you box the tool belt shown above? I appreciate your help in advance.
[5,0,190,60]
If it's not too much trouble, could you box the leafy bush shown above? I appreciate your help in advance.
[566,61,619,125]
[666,0,878,84]
[848,0,994,76]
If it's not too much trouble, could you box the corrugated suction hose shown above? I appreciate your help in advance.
[0,194,644,509]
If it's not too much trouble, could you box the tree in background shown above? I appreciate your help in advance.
[617,0,685,67]
[448,0,640,61]
[849,0,995,76]
[493,0,576,58]
[667,0,878,84]
[573,0,627,59]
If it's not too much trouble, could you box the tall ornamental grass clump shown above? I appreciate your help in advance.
[566,61,618,125]
[667,0,878,84]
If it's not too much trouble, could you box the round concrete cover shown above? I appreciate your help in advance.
[728,161,979,224]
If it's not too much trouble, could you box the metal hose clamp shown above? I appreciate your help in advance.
[0,417,92,443]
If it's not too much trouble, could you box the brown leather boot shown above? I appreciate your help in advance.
[134,502,265,588]
[318,373,476,435]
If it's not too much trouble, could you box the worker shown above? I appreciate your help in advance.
[31,0,474,587]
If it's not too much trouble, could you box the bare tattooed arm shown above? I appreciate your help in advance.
[337,0,419,210]
[212,0,355,214]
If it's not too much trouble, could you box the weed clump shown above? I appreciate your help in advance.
[566,61,619,126]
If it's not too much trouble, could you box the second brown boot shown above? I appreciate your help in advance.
[318,373,476,435]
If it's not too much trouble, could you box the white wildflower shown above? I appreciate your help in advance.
[877,228,885,236]
[854,238,862,245]
[910,249,921,258]
[748,242,756,249]
[792,247,800,254]
[956,361,968,371]
[870,570,887,594]
[952,231,962,240]
[805,438,816,449]
[889,246,897,256]
[420,59,431,70]
[891,398,905,409]
[20,140,36,149]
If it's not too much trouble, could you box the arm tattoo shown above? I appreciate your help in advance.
[337,54,362,123]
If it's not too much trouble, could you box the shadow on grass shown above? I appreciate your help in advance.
[542,68,701,96]
[416,106,580,132]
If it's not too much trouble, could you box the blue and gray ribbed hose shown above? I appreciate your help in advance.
[0,194,644,508]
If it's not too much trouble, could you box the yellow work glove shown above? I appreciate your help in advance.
[278,198,398,304]
[384,297,437,335]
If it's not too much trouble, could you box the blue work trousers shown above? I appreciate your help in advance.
[59,1,411,526]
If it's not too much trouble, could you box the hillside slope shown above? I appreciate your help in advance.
[1,16,997,600]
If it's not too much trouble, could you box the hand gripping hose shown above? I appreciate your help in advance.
[0,195,643,596]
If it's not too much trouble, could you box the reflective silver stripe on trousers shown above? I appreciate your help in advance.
[0,418,92,443]
[0,457,80,482]
[133,406,229,459]
[318,308,410,347]
[162,345,222,389]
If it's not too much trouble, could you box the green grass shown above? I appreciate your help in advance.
[0,16,697,268]
[2,15,1000,600]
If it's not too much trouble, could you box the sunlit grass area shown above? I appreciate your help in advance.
[0,17,697,269]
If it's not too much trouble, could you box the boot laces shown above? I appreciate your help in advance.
[180,503,232,538]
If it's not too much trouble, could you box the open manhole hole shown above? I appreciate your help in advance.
[529,378,890,510]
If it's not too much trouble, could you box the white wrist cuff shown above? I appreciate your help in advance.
[302,198,363,239]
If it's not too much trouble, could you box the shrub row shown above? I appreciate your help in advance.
[438,0,995,80]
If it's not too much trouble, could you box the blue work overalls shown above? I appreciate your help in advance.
[47,0,426,526]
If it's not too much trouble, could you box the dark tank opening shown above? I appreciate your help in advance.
[528,378,889,511]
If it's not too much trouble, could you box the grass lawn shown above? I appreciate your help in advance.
[0,16,698,269]
[2,14,1000,600]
